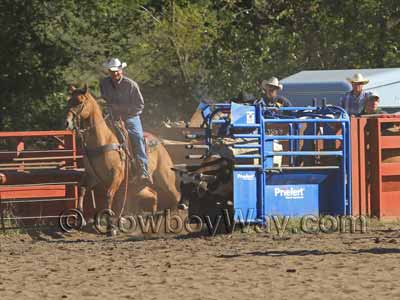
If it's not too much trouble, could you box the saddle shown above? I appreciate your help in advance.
[106,118,160,177]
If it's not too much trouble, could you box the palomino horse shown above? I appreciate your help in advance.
[65,85,180,235]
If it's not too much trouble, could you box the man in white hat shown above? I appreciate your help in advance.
[361,91,386,115]
[100,58,152,185]
[339,73,370,116]
[254,77,292,107]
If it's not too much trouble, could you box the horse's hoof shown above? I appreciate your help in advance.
[178,203,188,210]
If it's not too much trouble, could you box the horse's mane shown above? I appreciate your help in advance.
[82,90,126,142]
[82,91,104,118]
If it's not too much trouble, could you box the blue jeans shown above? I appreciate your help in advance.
[125,116,149,176]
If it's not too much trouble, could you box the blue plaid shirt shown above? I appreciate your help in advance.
[339,90,369,116]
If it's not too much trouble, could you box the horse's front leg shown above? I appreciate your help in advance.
[105,168,124,236]
[78,173,91,212]
[78,185,87,213]
[78,174,94,228]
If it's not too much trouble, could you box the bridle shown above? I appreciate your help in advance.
[67,101,92,134]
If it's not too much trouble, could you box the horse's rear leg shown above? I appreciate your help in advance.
[136,187,158,214]
[152,147,180,210]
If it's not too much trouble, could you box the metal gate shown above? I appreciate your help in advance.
[0,131,82,230]
[198,102,351,223]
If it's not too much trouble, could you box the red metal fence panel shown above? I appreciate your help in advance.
[0,130,82,229]
[367,116,400,218]
[351,117,369,216]
[351,116,400,218]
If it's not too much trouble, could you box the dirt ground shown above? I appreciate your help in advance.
[1,218,400,300]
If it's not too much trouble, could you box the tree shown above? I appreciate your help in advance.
[1,0,400,130]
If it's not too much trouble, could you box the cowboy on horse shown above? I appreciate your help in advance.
[100,58,152,186]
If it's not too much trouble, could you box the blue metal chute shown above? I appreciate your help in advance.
[194,102,351,223]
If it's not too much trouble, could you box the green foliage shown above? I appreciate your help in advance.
[1,0,400,130]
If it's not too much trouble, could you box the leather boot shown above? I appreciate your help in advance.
[137,160,153,186]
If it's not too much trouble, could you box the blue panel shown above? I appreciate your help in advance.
[318,172,342,215]
[264,173,326,216]
[266,173,327,185]
[233,170,258,222]
[265,184,319,216]
[231,102,256,125]
[197,102,212,120]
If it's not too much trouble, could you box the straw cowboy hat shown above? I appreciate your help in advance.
[261,77,283,90]
[347,73,369,85]
[102,58,127,71]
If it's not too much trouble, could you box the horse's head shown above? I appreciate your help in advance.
[65,84,93,130]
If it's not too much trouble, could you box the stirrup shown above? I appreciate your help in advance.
[128,175,138,184]
[140,174,153,186]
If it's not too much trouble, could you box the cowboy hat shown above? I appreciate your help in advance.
[367,90,380,101]
[347,73,369,85]
[102,58,127,71]
[261,77,283,91]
